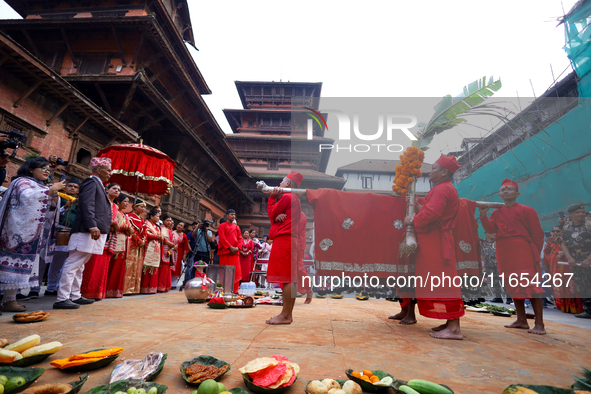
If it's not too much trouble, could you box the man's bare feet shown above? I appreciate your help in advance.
[266,315,293,325]
[431,323,448,332]
[429,326,463,340]
[528,324,546,335]
[304,295,312,304]
[399,316,417,325]
[388,311,406,320]
[504,320,530,329]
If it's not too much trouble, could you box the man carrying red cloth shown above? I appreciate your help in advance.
[479,179,546,335]
[403,154,464,340]
[218,209,242,293]
[266,171,303,324]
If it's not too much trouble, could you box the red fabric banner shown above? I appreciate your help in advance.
[451,199,482,278]
[306,189,407,279]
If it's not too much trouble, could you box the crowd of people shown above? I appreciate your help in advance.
[0,155,286,313]
[1,153,589,338]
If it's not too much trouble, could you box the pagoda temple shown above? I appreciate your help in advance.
[224,81,345,240]
[0,0,252,226]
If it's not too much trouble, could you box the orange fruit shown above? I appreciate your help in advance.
[363,370,373,378]
[361,376,371,382]
[370,376,380,383]
[352,371,361,378]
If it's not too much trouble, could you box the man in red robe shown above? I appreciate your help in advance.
[297,210,313,304]
[266,171,302,324]
[218,209,242,293]
[403,154,464,340]
[479,179,546,335]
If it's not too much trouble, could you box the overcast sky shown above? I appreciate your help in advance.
[0,0,580,172]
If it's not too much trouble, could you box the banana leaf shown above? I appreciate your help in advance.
[85,379,167,394]
[242,373,297,394]
[230,388,250,394]
[0,366,45,394]
[505,385,574,394]
[573,368,591,390]
[68,373,89,394]
[345,370,393,393]
[415,76,502,150]
[60,348,120,372]
[180,355,230,386]
[7,353,51,368]
[146,353,167,381]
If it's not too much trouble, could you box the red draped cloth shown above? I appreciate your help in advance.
[297,212,311,295]
[81,202,118,300]
[452,199,482,278]
[239,237,254,282]
[480,203,545,299]
[218,222,242,292]
[413,181,464,320]
[307,189,406,279]
[545,241,583,313]
[172,232,189,279]
[267,192,301,284]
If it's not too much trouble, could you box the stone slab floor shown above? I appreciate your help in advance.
[1,293,590,393]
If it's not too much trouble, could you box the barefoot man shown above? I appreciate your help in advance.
[478,179,546,335]
[403,154,464,340]
[266,172,303,324]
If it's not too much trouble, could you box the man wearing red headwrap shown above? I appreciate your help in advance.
[266,171,302,324]
[403,154,464,339]
[479,179,546,335]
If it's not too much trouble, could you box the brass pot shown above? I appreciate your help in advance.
[184,276,216,303]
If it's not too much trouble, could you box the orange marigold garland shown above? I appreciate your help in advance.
[392,147,425,195]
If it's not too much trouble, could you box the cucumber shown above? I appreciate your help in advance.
[407,379,453,394]
[399,386,421,394]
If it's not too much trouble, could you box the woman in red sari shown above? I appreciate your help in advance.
[124,200,147,295]
[239,229,254,282]
[545,226,584,314]
[80,183,120,300]
[106,194,133,298]
[140,209,162,294]
[172,222,190,288]
[158,216,176,293]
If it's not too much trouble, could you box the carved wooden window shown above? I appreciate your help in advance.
[268,160,278,170]
[0,113,33,149]
[76,148,92,166]
[78,53,110,75]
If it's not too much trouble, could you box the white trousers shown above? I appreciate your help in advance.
[56,250,92,302]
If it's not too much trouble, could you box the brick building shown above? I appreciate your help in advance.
[0,0,252,227]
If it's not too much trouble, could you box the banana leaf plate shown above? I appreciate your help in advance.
[85,379,167,394]
[180,355,230,387]
[242,372,297,394]
[0,366,45,394]
[345,370,394,393]
[329,294,343,299]
[147,353,167,381]
[12,315,49,323]
[208,302,228,309]
[109,353,167,382]
[68,373,89,394]
[7,353,52,368]
[304,379,347,394]
[60,348,120,373]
